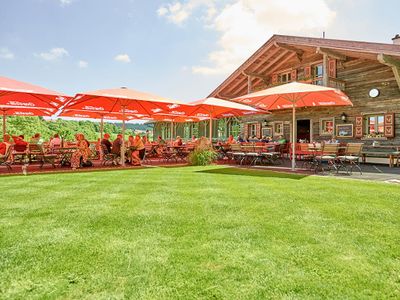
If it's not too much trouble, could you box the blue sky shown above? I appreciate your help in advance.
[0,0,399,102]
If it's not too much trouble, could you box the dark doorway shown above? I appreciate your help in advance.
[297,119,311,142]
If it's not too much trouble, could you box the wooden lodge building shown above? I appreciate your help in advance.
[154,34,400,145]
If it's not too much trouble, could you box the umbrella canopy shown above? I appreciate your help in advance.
[0,76,68,110]
[187,97,262,118]
[233,82,352,110]
[62,87,189,165]
[59,109,139,121]
[164,97,264,141]
[233,82,352,170]
[0,76,70,138]
[64,87,187,116]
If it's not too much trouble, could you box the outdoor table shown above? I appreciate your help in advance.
[56,147,77,167]
[362,145,400,168]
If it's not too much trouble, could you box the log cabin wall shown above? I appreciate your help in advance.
[240,57,400,145]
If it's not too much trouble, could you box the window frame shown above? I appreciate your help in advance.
[273,122,284,136]
[319,117,335,136]
[365,114,385,135]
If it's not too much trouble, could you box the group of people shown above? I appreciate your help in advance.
[99,133,147,166]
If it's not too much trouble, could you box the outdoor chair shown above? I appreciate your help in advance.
[337,143,364,174]
[315,143,339,173]
[228,144,245,164]
[100,144,119,166]
[0,145,13,171]
[28,143,57,168]
[260,144,282,165]
[12,144,28,164]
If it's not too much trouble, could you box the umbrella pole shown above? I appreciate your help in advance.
[100,116,104,140]
[170,121,173,142]
[2,112,6,139]
[209,117,212,143]
[121,106,126,167]
[291,104,296,171]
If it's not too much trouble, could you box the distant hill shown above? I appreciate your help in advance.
[2,116,153,142]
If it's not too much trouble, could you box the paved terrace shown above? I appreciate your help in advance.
[1,158,400,184]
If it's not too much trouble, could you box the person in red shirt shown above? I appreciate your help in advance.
[12,135,29,152]
[0,134,11,156]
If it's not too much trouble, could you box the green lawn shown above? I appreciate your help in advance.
[0,166,399,299]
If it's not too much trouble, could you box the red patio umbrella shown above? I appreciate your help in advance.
[62,87,189,165]
[0,76,69,138]
[163,97,264,142]
[233,82,353,170]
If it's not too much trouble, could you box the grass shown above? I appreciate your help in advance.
[0,166,399,299]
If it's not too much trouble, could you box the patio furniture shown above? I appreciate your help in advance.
[337,143,363,174]
[100,144,119,166]
[0,145,13,171]
[228,144,245,164]
[28,143,57,168]
[12,144,29,164]
[55,147,77,167]
[315,143,339,173]
[361,145,400,168]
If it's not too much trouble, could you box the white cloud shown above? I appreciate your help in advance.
[157,0,216,25]
[161,0,336,75]
[114,54,131,63]
[0,47,15,60]
[60,0,72,7]
[78,60,88,68]
[37,47,69,61]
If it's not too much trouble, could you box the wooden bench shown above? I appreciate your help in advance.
[361,146,400,168]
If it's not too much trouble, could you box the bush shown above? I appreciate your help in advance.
[188,149,217,166]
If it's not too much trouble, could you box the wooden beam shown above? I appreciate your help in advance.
[247,75,253,94]
[378,53,400,90]
[323,53,329,86]
[274,42,304,62]
[316,47,347,61]
[243,72,268,81]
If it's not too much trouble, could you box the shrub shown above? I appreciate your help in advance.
[188,149,217,166]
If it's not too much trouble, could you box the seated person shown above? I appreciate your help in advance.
[131,134,145,166]
[326,136,339,144]
[174,136,183,146]
[71,133,91,169]
[101,133,112,153]
[30,133,42,144]
[191,135,197,143]
[157,136,166,145]
[237,135,244,143]
[277,135,287,144]
[0,134,11,156]
[142,135,151,145]
[12,135,29,152]
[248,135,259,142]
[226,135,236,145]
[49,133,61,150]
[260,136,271,143]
[112,134,123,156]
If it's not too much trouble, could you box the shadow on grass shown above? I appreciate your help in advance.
[196,167,308,180]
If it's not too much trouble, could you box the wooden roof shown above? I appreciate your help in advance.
[208,35,400,99]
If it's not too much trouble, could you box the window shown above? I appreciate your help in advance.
[313,64,324,86]
[320,118,335,136]
[314,64,323,78]
[365,115,384,135]
[279,72,291,83]
[249,124,257,137]
[262,127,272,138]
[273,122,283,136]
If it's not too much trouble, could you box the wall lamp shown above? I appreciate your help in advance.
[341,112,347,122]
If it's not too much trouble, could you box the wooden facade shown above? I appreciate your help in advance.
[208,35,400,145]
